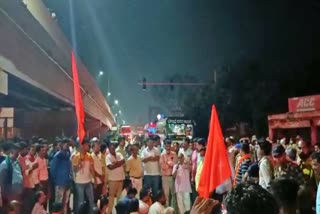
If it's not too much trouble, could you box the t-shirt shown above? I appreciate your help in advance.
[36,157,48,181]
[26,155,39,185]
[31,202,46,214]
[148,202,165,214]
[72,152,94,184]
[106,152,125,181]
[139,200,149,214]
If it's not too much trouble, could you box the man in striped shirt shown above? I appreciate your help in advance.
[234,143,251,185]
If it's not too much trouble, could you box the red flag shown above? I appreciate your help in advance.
[197,105,231,198]
[71,52,86,144]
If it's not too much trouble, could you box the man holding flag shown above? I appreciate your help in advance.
[71,52,96,212]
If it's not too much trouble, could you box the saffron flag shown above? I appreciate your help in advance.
[71,52,86,144]
[197,105,231,198]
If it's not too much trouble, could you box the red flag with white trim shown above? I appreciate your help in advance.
[197,105,231,198]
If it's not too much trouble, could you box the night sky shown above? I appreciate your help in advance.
[44,0,320,124]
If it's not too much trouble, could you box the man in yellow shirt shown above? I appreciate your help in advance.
[126,144,143,195]
[100,142,108,194]
[195,148,206,191]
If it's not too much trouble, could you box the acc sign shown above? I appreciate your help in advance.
[288,95,320,112]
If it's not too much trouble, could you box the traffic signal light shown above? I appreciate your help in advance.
[170,79,174,91]
[142,77,146,90]
[213,70,217,84]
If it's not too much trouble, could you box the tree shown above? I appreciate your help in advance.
[150,73,202,117]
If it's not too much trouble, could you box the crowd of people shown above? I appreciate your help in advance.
[0,134,319,214]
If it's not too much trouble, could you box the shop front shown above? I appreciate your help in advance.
[268,95,320,144]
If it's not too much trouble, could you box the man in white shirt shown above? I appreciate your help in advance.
[91,138,105,203]
[149,190,166,214]
[257,139,273,189]
[106,142,125,214]
[178,138,193,165]
[141,136,161,197]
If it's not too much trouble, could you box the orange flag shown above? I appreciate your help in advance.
[71,52,86,144]
[197,105,231,198]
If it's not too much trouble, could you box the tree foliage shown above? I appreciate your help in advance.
[150,73,201,116]
[152,58,320,138]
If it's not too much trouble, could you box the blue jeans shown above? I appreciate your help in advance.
[144,175,161,198]
[75,182,94,213]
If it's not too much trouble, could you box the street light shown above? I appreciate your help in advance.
[99,71,104,76]
[107,92,111,96]
[114,100,119,105]
[119,110,122,114]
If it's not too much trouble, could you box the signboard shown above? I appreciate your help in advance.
[0,69,8,95]
[166,117,194,140]
[288,95,320,112]
[120,126,131,135]
[131,125,144,135]
[0,108,14,117]
[269,120,311,129]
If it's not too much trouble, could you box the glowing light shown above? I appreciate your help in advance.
[157,114,161,120]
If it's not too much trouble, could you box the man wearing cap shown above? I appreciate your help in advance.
[160,139,177,207]
[272,144,304,186]
[257,139,273,189]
